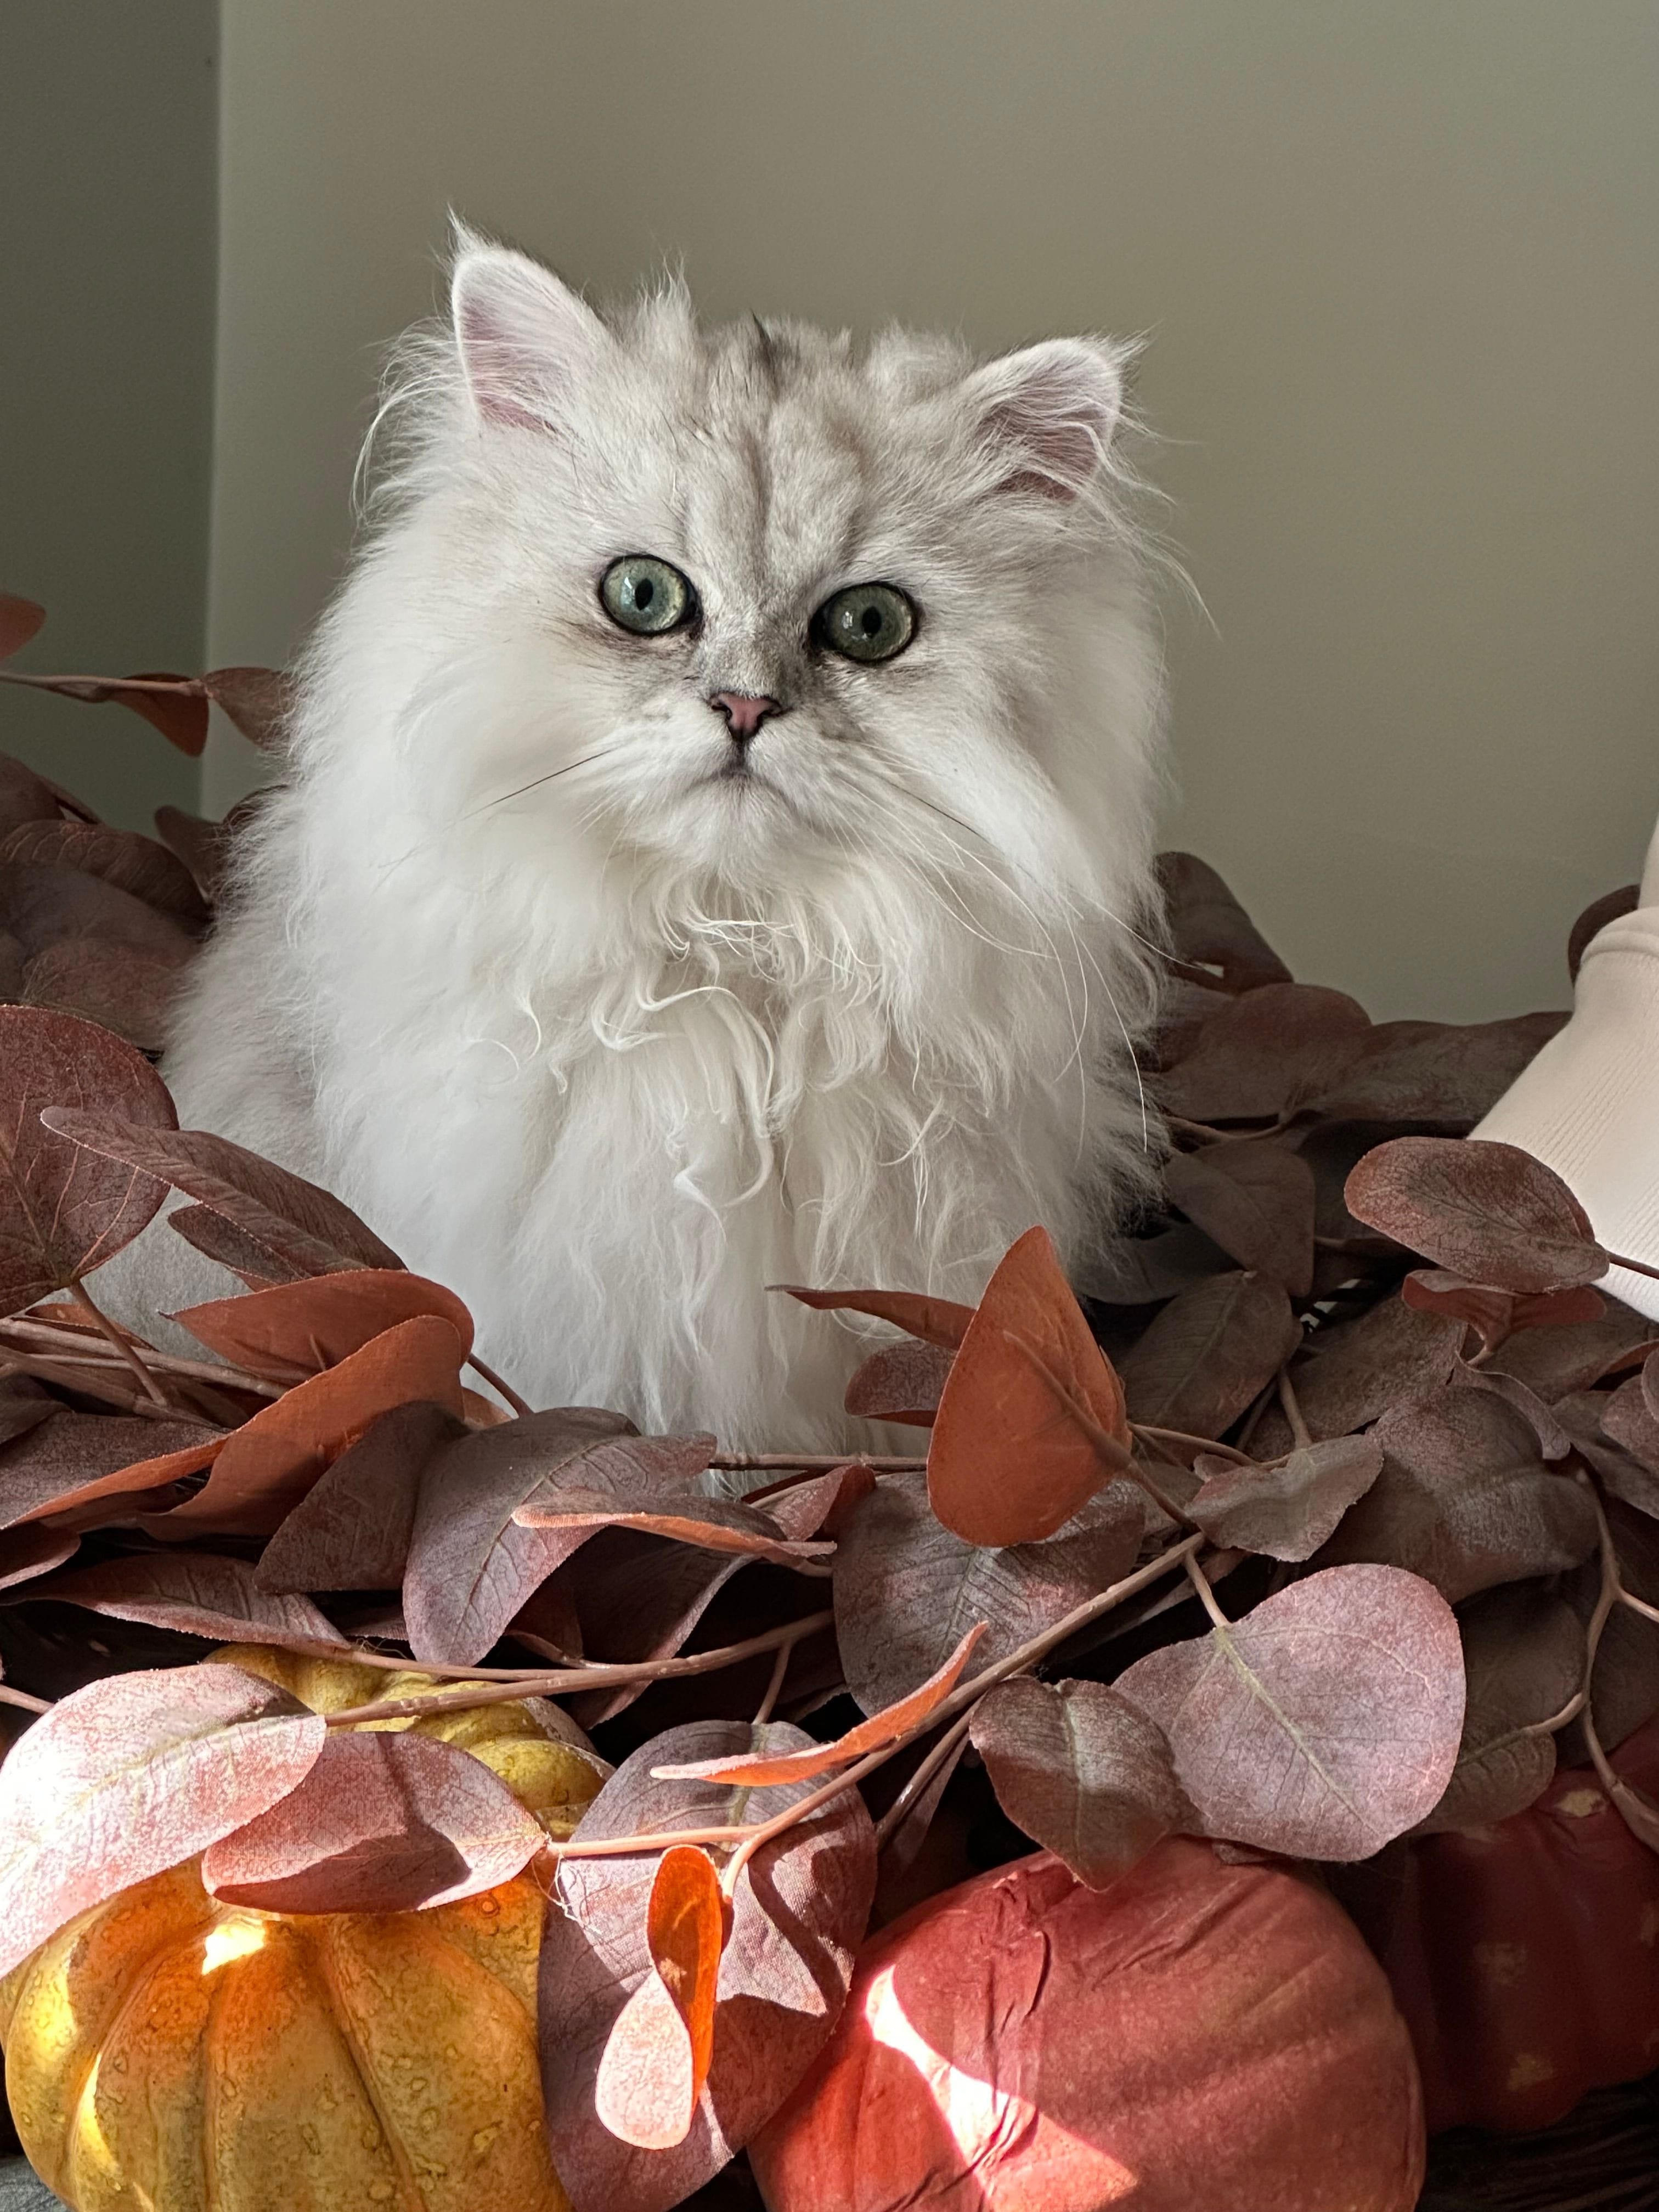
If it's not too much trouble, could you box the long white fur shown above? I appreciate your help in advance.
[150,233,1167,1447]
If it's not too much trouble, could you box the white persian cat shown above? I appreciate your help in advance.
[133,234,1167,1448]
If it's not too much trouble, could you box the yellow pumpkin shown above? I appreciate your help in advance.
[0,1647,607,2212]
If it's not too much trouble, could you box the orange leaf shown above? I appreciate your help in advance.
[172,1268,475,1381]
[146,1316,466,1537]
[651,1623,986,1788]
[777,1284,975,1351]
[648,1846,725,2102]
[0,595,47,662]
[31,1436,224,1528]
[928,1226,1130,1546]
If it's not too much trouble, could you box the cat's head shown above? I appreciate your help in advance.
[355,235,1163,935]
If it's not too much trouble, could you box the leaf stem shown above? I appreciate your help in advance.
[752,1640,792,1726]
[0,1683,52,1714]
[66,1281,171,1408]
[321,1610,836,1726]
[1607,1249,1659,1285]
[1133,1423,1256,1468]
[1183,1550,1233,1630]
[0,1317,284,1398]
[709,1452,926,1474]
[872,1707,977,1853]
[465,1352,532,1420]
[1276,1369,1313,1451]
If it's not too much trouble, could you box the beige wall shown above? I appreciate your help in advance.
[206,0,1658,1021]
[1,0,218,829]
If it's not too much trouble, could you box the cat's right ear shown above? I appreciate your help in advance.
[450,244,610,431]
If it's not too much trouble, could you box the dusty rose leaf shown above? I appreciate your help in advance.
[402,1405,636,1666]
[928,1226,1130,1546]
[843,1338,953,1425]
[0,1007,177,1316]
[1164,1142,1316,1297]
[1249,1296,1464,1459]
[514,1441,828,1568]
[40,1109,403,1278]
[0,1385,55,1452]
[0,1661,326,1976]
[778,1284,975,1352]
[833,1472,1142,1714]
[1485,1295,1658,1402]
[969,1675,1195,1887]
[1449,1363,1575,1461]
[168,1201,294,1288]
[1304,1014,1567,1128]
[1569,884,1641,981]
[0,820,207,923]
[1115,1563,1464,1859]
[147,1314,466,1538]
[255,1400,464,1594]
[652,1624,986,1787]
[0,754,65,836]
[0,597,47,662]
[201,1728,543,1913]
[1075,1220,1234,1307]
[0,1522,78,1590]
[202,667,294,754]
[22,938,185,1054]
[1414,1583,1584,1833]
[0,1409,215,1531]
[594,1846,727,2147]
[1401,1268,1516,1355]
[541,1719,876,2212]
[1154,852,1292,995]
[1313,1386,1599,1601]
[35,1551,348,1653]
[1118,1269,1301,1441]
[1345,1136,1608,1294]
[1609,1778,1659,1852]
[1604,1369,1659,1477]
[1189,1436,1385,1562]
[1156,982,1372,1124]
[0,861,197,968]
[173,1267,476,1381]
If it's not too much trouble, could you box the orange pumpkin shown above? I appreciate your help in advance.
[1346,1717,1659,2132]
[0,1647,606,2212]
[751,1841,1425,2212]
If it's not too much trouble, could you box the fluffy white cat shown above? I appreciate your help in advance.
[142,234,1167,1447]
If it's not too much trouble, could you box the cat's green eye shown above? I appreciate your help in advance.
[814,582,917,665]
[599,555,696,636]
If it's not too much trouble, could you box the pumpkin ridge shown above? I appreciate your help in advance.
[297,1922,425,2211]
[51,1882,218,2203]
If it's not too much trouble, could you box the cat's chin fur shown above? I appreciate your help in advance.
[136,232,1168,1449]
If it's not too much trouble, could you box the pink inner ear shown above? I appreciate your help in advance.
[978,347,1120,503]
[456,298,557,432]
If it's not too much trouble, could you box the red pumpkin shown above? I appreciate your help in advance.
[749,1841,1424,2212]
[1347,1718,1659,2133]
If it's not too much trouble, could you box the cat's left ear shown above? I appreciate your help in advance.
[451,242,611,431]
[963,337,1129,503]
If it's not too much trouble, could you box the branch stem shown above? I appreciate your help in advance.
[67,1281,171,1408]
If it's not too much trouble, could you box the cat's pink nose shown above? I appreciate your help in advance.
[709,691,781,744]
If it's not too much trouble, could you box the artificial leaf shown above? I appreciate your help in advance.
[1415,1584,1584,1833]
[0,1412,217,1531]
[0,669,208,754]
[0,1385,55,1452]
[0,860,197,967]
[780,1284,975,1351]
[1189,1436,1385,1561]
[0,819,207,926]
[1303,1013,1567,1128]
[1345,1136,1609,1294]
[843,1338,953,1425]
[1155,851,1292,994]
[0,1006,177,1316]
[147,1315,466,1537]
[928,1226,1129,1545]
[1163,1142,1316,1295]
[1075,1220,1234,1307]
[402,1404,636,1665]
[203,666,294,753]
[173,1266,476,1380]
[35,1551,349,1653]
[1602,1367,1659,1476]
[833,1473,1142,1714]
[255,1400,465,1593]
[40,1109,403,1277]
[1156,983,1372,1124]
[0,753,63,835]
[969,1675,1195,1887]
[1402,1269,1607,1359]
[541,1719,876,2212]
[514,1441,828,1566]
[652,1624,986,1787]
[22,938,187,1053]
[168,1200,292,1287]
[1560,1498,1659,1758]
[1313,1386,1599,1601]
[1449,1363,1575,1461]
[0,596,46,661]
[0,1661,326,1976]
[0,1522,78,1590]
[1115,1564,1464,1859]
[595,1847,727,2149]
[200,1728,543,1912]
[1118,1269,1301,1441]
[1485,1294,1658,1402]
[1249,1295,1463,1458]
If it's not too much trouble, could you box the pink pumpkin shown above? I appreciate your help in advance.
[749,1841,1423,2212]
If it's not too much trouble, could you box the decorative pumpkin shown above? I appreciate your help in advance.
[1344,1716,1659,2133]
[0,1647,606,2212]
[749,1841,1425,2212]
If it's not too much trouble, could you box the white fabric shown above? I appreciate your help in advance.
[1474,815,1659,1319]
